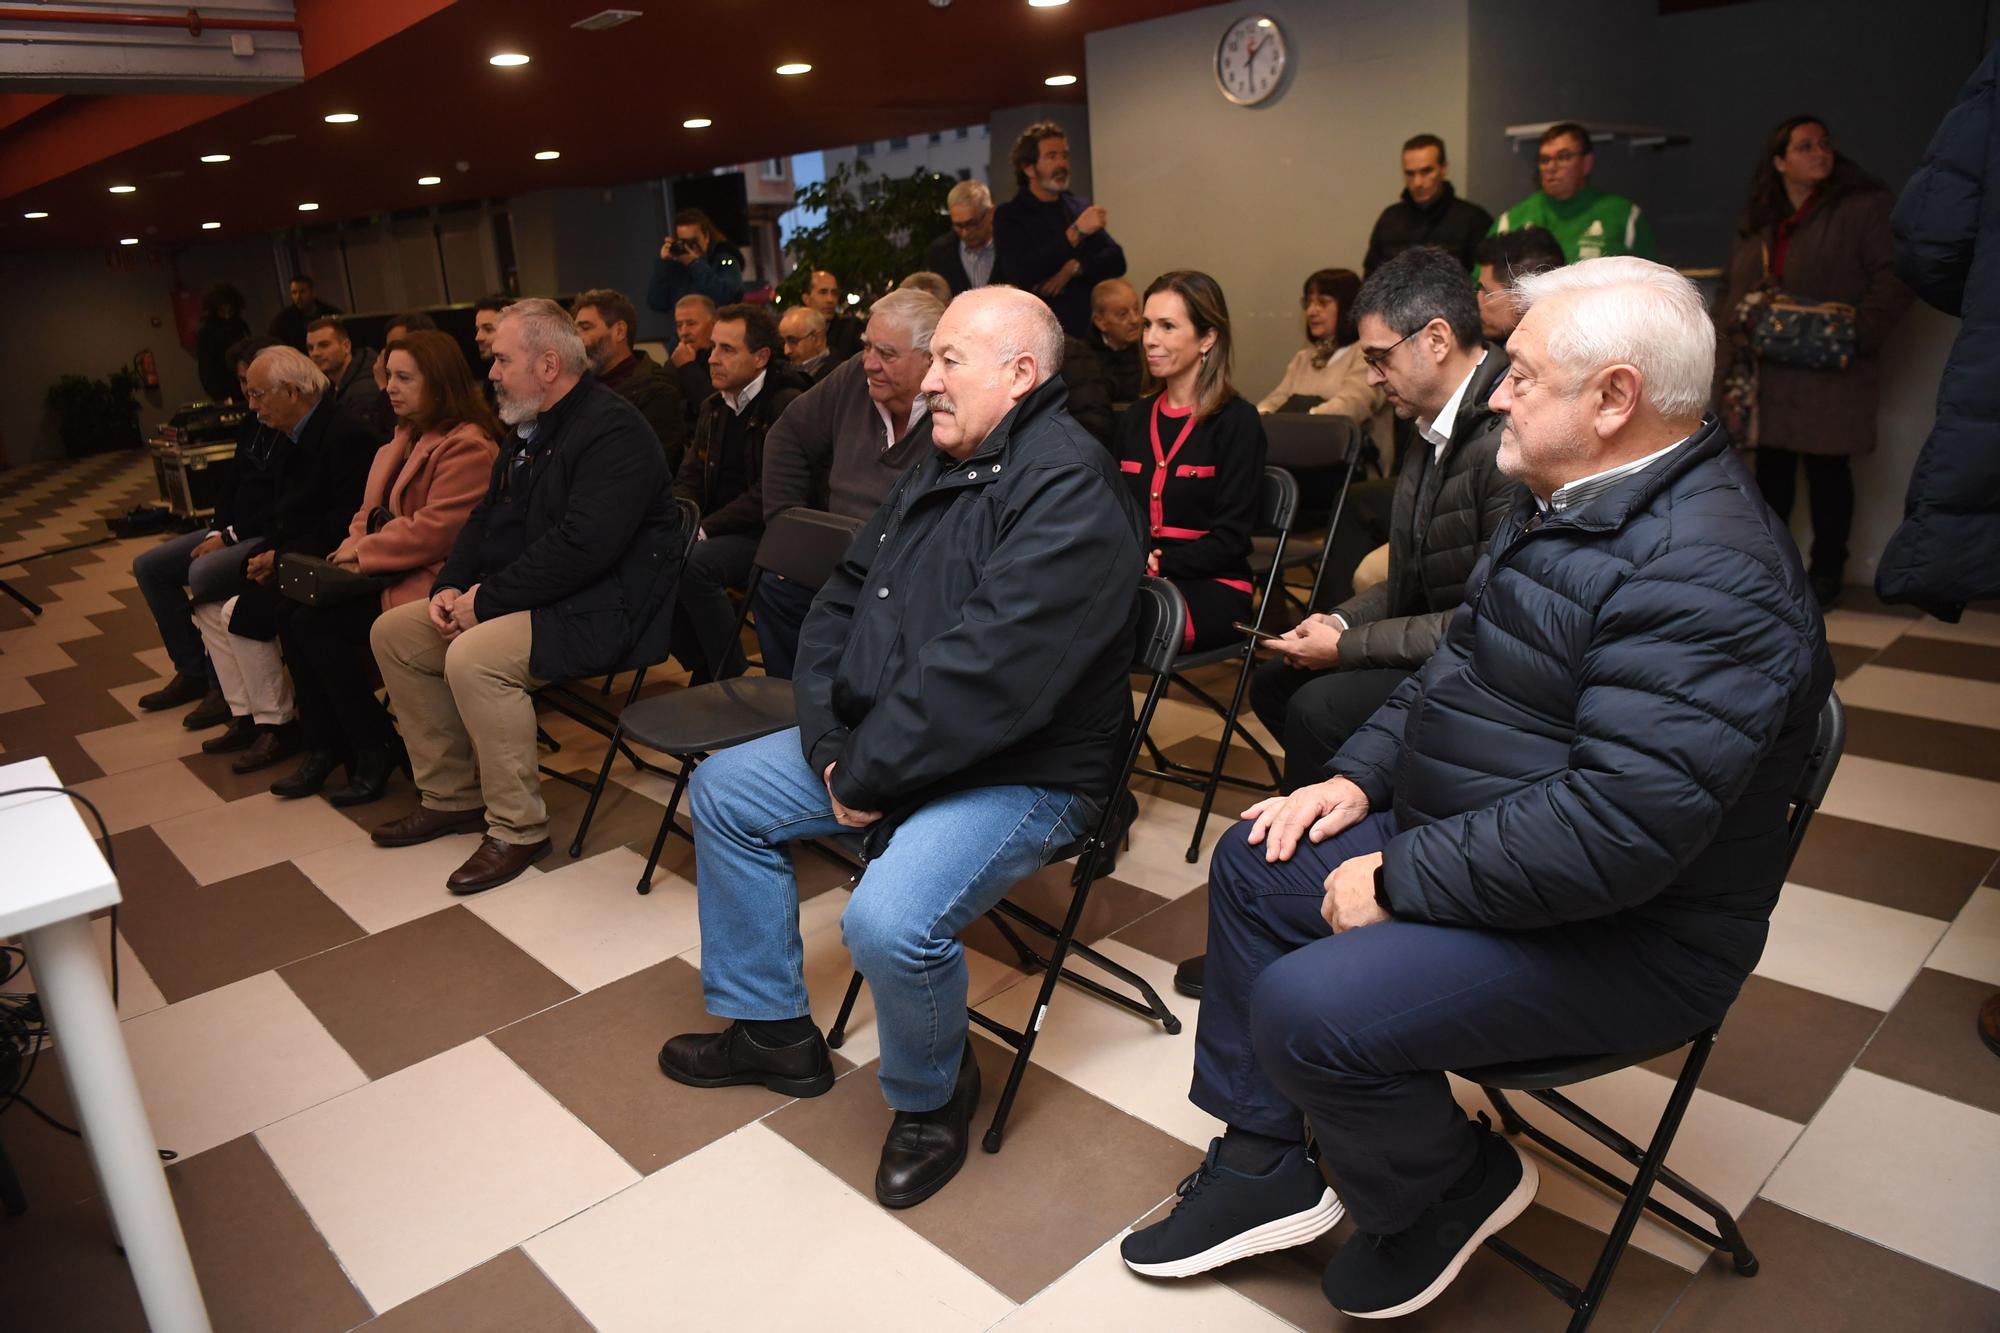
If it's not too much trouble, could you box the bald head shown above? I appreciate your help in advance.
[919,287,1065,459]
[1092,278,1143,350]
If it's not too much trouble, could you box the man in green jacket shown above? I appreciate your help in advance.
[1490,122,1656,262]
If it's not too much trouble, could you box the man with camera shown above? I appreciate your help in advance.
[646,207,746,353]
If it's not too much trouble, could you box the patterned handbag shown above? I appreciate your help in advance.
[1746,241,1858,371]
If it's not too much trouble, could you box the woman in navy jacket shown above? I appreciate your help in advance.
[1111,270,1267,652]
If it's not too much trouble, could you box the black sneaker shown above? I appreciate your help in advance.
[1320,1121,1537,1319]
[1121,1137,1343,1278]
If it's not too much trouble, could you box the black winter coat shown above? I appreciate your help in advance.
[991,188,1127,338]
[1364,184,1495,274]
[675,368,810,537]
[1881,46,2000,618]
[226,399,378,639]
[796,376,1146,819]
[1337,421,1833,975]
[1335,350,1518,669]
[435,376,685,682]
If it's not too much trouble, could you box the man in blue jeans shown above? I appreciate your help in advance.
[659,286,1144,1209]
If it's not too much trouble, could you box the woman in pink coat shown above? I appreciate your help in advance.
[272,330,501,804]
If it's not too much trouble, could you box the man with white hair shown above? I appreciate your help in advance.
[926,178,997,295]
[777,305,832,382]
[756,287,944,677]
[659,286,1145,1209]
[368,297,685,895]
[1123,257,1833,1319]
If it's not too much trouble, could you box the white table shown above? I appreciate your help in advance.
[1,756,211,1332]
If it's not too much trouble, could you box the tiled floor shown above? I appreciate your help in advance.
[2,451,1997,1330]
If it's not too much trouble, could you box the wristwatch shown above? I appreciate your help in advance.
[1372,862,1394,916]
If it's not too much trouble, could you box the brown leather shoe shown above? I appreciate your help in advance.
[200,715,257,753]
[371,805,488,848]
[231,722,302,774]
[446,836,550,895]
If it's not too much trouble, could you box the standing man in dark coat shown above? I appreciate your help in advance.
[1121,259,1831,1321]
[269,275,341,351]
[572,287,688,472]
[658,286,1145,1211]
[993,120,1126,338]
[1364,136,1493,275]
[368,299,683,894]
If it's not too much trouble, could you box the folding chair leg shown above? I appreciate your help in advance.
[568,722,625,858]
[1186,648,1265,862]
[827,971,866,1049]
[636,765,690,896]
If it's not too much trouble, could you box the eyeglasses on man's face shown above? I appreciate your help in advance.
[1537,149,1584,169]
[1361,326,1420,371]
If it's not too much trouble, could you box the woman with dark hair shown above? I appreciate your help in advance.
[1716,114,1911,608]
[194,283,251,403]
[1111,270,1267,652]
[1256,269,1385,436]
[271,330,501,804]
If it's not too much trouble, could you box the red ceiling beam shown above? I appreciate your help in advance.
[0,7,302,34]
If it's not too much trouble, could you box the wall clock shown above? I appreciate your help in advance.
[1216,14,1287,106]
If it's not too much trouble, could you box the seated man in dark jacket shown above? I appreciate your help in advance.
[659,287,1145,1210]
[572,287,687,471]
[670,304,809,682]
[368,299,684,895]
[1121,259,1833,1320]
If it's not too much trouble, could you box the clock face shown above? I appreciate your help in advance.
[1216,14,1287,106]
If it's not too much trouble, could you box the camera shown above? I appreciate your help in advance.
[668,237,694,258]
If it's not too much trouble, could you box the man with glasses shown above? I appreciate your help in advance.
[927,179,999,296]
[778,306,833,383]
[1489,121,1656,262]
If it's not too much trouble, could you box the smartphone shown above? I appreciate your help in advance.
[1233,621,1286,642]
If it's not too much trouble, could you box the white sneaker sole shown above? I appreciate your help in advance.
[1338,1141,1541,1320]
[1124,1188,1345,1279]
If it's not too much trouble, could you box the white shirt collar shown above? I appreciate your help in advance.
[1417,350,1487,460]
[1543,433,1693,514]
[873,392,929,447]
[721,368,767,415]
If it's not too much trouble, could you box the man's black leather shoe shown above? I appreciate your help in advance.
[657,1021,835,1098]
[875,1038,981,1210]
[139,671,207,712]
[270,750,340,799]
[200,715,257,753]
[1174,954,1205,999]
[182,688,230,730]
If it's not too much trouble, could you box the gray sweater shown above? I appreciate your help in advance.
[760,355,931,523]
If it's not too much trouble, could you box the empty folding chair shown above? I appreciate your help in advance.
[1252,414,1364,617]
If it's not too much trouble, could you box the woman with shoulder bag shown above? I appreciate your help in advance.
[272,330,501,804]
[1715,114,1911,609]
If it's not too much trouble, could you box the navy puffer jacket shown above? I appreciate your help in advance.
[1336,421,1834,975]
[1880,46,2000,619]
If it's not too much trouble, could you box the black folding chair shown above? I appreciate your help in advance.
[1461,691,1847,1331]
[826,578,1189,1152]
[1251,415,1363,619]
[574,507,865,879]
[1134,465,1300,862]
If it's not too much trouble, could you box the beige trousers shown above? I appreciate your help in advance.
[369,599,548,844]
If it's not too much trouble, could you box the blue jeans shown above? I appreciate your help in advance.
[688,727,1088,1110]
[131,529,260,677]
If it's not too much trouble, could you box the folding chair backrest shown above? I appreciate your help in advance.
[1255,465,1300,539]
[1260,414,1359,474]
[753,508,865,592]
[1131,577,1187,679]
[673,496,702,564]
[1783,690,1846,863]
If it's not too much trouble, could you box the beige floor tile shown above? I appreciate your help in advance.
[1907,610,2000,647]
[69,758,223,835]
[1820,609,1914,649]
[1927,887,2000,985]
[259,1037,637,1313]
[1112,792,1228,901]
[467,847,701,992]
[74,711,210,775]
[1452,1065,1803,1272]
[11,914,168,1020]
[1819,755,2000,850]
[0,673,41,713]
[0,629,76,676]
[107,677,168,721]
[991,1235,1286,1331]
[525,1124,1013,1332]
[1755,882,1948,1010]
[1763,1069,2000,1289]
[293,830,526,934]
[153,789,367,884]
[120,971,366,1160]
[1837,664,2000,729]
[977,940,1216,1150]
[132,645,174,679]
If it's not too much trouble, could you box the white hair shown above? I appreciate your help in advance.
[1512,256,1714,419]
[498,296,588,376]
[868,287,946,352]
[250,345,328,400]
[946,179,992,214]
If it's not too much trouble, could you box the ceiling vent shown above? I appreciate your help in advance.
[572,9,643,31]
[250,132,296,147]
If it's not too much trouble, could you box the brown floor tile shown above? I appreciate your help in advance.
[542,765,671,857]
[362,1249,591,1332]
[329,773,427,836]
[1829,641,1876,679]
[1855,967,2000,1115]
[0,1196,147,1332]
[1112,882,1211,964]
[1870,634,2000,683]
[962,862,1169,968]
[1639,975,1881,1124]
[178,747,297,804]
[1844,707,2000,784]
[0,694,130,764]
[1788,813,1994,920]
[1835,585,1923,618]
[492,957,855,1176]
[1,1053,101,1211]
[1661,1198,2000,1330]
[1138,733,1281,814]
[279,907,576,1079]
[766,1036,1203,1303]
[1219,1202,1693,1331]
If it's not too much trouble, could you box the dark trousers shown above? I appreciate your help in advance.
[132,530,259,678]
[1755,447,1854,580]
[1309,476,1396,612]
[1248,661,1411,792]
[752,574,816,682]
[1174,577,1254,654]
[1190,817,1746,1235]
[671,531,759,684]
[278,597,393,760]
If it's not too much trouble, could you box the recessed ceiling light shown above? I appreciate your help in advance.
[682,117,713,129]
[324,112,359,124]
[775,62,812,76]
[298,202,319,211]
[108,184,136,194]
[200,153,231,164]
[534,150,561,161]
[119,237,139,246]
[1028,0,1070,7]
[23,211,48,219]
[1044,73,1078,86]
[489,52,530,66]
[418,175,443,186]
[201,221,221,230]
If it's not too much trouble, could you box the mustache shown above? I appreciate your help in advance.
[926,392,956,415]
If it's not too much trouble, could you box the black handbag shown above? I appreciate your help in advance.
[276,554,387,609]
